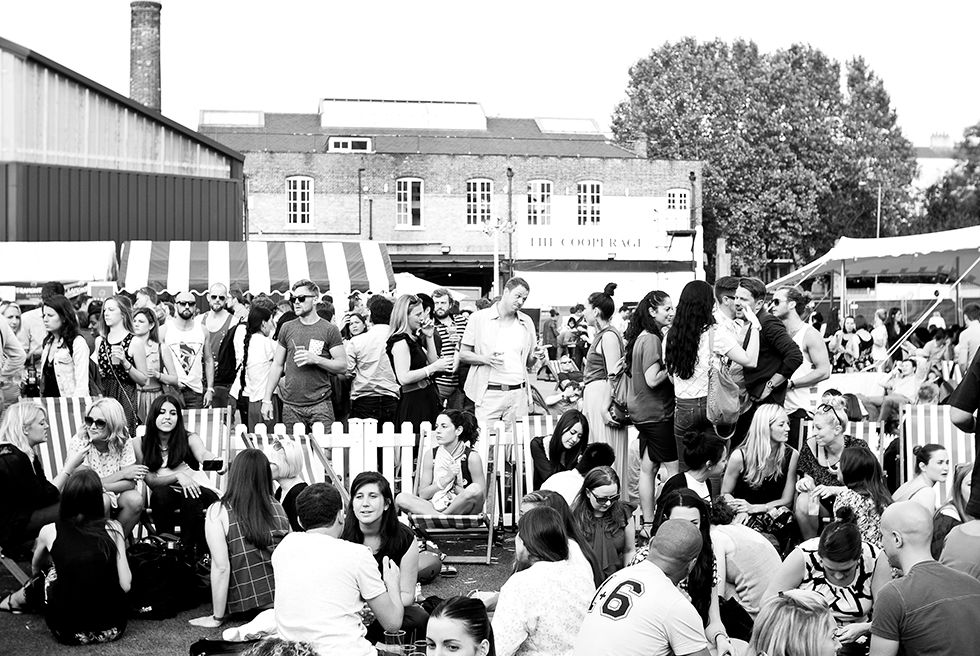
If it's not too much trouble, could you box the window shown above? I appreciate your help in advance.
[527,180,552,225]
[667,189,690,211]
[286,175,313,224]
[466,179,493,226]
[577,181,601,226]
[328,137,372,153]
[396,178,423,227]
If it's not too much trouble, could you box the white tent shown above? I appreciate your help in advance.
[768,225,980,289]
[393,272,466,301]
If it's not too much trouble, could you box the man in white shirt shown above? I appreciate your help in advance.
[957,304,980,374]
[346,296,400,425]
[575,519,712,656]
[273,483,404,656]
[542,443,615,505]
[860,358,920,427]
[164,291,215,409]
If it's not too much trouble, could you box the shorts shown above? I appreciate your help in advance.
[635,419,677,463]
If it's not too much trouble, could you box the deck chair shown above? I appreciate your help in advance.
[406,421,504,564]
[0,547,29,586]
[30,396,92,479]
[519,414,556,498]
[362,419,418,498]
[902,404,976,503]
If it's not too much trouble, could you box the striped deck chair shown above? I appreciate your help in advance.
[30,396,92,479]
[519,414,556,499]
[362,419,418,498]
[902,404,976,503]
[406,421,504,565]
[241,421,355,506]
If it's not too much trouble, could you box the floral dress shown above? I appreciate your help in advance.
[97,334,138,437]
[833,489,883,547]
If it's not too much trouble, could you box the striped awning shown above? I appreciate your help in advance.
[118,241,395,296]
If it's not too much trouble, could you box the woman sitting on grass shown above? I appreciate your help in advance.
[396,410,485,516]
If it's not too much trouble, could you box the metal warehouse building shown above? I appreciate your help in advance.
[0,36,244,242]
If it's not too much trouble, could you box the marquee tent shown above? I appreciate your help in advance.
[767,225,980,289]
[118,240,395,296]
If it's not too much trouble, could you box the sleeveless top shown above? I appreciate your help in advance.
[47,522,127,634]
[225,502,291,614]
[97,333,136,381]
[385,333,428,389]
[799,537,878,624]
[583,326,622,385]
[732,448,795,505]
[431,445,473,487]
[141,340,162,392]
[784,324,812,413]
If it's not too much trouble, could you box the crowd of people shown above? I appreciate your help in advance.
[0,274,979,656]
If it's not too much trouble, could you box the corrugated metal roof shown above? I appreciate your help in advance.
[0,36,244,164]
[200,112,638,158]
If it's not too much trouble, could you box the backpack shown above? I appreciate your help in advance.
[213,322,242,387]
[706,327,741,433]
[126,536,200,620]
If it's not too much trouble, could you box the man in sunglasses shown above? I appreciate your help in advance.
[201,283,240,410]
[262,279,346,432]
[163,291,215,409]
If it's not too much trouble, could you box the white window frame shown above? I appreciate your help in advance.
[466,178,493,227]
[527,180,552,225]
[328,136,373,153]
[577,181,602,226]
[396,177,424,229]
[667,188,690,211]
[285,175,313,225]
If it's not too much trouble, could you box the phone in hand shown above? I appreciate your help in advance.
[202,459,224,471]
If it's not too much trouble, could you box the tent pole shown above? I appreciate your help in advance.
[840,261,847,326]
[865,251,980,370]
[955,256,962,324]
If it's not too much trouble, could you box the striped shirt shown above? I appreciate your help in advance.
[434,314,468,392]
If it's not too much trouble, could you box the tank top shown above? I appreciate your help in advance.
[784,324,812,413]
[583,326,622,385]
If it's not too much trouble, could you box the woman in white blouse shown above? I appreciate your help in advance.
[231,305,277,431]
[492,506,595,656]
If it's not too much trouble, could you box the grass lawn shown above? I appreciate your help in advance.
[0,533,515,655]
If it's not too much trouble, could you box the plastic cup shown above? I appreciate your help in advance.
[384,629,407,654]
[807,491,822,516]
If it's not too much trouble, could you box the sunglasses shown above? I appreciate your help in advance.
[589,490,619,505]
[209,294,226,301]
[84,416,108,430]
[292,295,314,304]
[176,301,195,307]
[817,403,847,428]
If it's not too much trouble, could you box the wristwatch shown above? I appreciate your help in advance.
[765,381,774,389]
[788,380,795,390]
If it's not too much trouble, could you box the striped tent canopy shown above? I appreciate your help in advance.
[119,240,395,296]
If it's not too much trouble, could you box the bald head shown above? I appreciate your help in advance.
[648,519,703,582]
[881,501,934,545]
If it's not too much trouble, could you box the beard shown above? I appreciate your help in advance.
[434,307,449,319]
[178,309,194,320]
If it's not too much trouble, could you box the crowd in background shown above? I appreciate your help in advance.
[1,275,979,656]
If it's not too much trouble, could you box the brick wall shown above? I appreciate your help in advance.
[244,152,702,259]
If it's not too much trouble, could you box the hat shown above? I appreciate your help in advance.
[650,519,702,563]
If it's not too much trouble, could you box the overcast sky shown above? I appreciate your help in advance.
[5,0,978,146]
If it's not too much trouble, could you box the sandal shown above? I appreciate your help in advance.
[440,564,458,578]
[0,591,23,614]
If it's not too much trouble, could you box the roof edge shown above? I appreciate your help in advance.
[0,35,244,164]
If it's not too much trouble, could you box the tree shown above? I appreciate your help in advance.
[920,122,980,231]
[612,42,917,276]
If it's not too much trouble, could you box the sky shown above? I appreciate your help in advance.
[4,0,978,146]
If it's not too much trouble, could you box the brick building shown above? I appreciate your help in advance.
[199,99,703,306]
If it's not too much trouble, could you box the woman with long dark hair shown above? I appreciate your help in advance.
[932,462,974,559]
[492,506,594,656]
[528,409,589,490]
[26,469,130,643]
[571,465,634,578]
[580,283,630,488]
[833,447,892,547]
[231,305,277,431]
[39,295,89,397]
[132,307,179,422]
[342,471,427,642]
[134,394,221,555]
[664,280,759,458]
[426,596,495,656]
[190,449,290,628]
[624,289,675,536]
[95,295,148,436]
[521,489,604,587]
[387,294,451,431]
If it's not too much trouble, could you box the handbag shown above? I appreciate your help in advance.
[706,327,740,431]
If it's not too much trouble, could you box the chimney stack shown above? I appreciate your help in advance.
[130,1,162,111]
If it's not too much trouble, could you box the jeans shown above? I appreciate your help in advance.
[673,397,708,471]
[149,484,219,554]
[350,395,399,425]
[181,388,204,410]
[281,398,334,433]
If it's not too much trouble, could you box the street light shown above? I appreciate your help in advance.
[482,214,515,298]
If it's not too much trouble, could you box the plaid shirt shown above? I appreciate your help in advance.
[225,500,291,614]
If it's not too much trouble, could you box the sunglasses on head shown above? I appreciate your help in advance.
[209,294,226,301]
[817,402,847,427]
[292,294,313,304]
[589,490,619,504]
[84,416,108,430]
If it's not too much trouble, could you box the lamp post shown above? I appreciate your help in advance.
[483,215,515,298]
[357,168,365,236]
[506,167,514,279]
[875,182,882,239]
